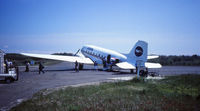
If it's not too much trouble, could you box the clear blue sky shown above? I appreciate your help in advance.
[0,0,199,55]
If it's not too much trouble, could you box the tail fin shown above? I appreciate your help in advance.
[128,40,148,63]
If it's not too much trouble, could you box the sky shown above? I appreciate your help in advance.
[0,0,200,55]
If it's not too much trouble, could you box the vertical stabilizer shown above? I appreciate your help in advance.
[128,40,148,66]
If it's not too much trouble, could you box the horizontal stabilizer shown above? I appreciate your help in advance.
[147,55,159,59]
[145,62,162,68]
[21,53,94,64]
[116,62,136,69]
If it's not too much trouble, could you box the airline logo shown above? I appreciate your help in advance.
[135,46,143,57]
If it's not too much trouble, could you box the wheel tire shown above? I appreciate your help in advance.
[5,78,11,84]
[130,69,134,74]
[79,64,84,70]
[139,70,144,76]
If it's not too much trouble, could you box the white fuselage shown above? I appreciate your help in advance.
[81,45,127,64]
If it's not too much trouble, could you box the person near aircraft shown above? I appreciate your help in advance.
[25,62,30,72]
[5,59,8,73]
[39,62,45,74]
[102,58,107,70]
[75,60,79,72]
[94,61,98,71]
[13,60,17,68]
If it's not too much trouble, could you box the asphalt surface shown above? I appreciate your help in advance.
[0,62,134,110]
[0,62,200,110]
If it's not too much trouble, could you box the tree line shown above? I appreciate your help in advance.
[148,55,200,66]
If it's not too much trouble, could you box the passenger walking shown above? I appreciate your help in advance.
[13,60,17,68]
[94,61,98,71]
[102,58,107,71]
[25,62,30,72]
[75,60,79,72]
[5,59,8,73]
[39,62,45,74]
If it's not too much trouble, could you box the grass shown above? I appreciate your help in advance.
[11,74,200,111]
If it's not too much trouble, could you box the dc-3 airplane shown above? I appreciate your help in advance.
[21,40,162,77]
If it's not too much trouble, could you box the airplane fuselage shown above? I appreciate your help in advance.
[21,40,161,71]
[81,45,127,64]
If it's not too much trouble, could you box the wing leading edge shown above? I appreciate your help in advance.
[21,53,94,64]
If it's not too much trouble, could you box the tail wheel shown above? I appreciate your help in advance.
[139,70,147,77]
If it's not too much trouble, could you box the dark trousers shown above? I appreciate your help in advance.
[25,66,29,72]
[39,69,45,74]
[75,65,79,72]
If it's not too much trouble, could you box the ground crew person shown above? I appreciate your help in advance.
[102,58,107,70]
[94,61,98,71]
[39,62,45,74]
[5,59,8,73]
[75,60,79,72]
[25,62,30,72]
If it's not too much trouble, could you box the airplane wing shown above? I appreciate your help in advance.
[116,62,136,69]
[145,62,162,68]
[21,53,94,64]
[147,55,159,59]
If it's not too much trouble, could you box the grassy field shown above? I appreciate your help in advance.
[11,74,200,111]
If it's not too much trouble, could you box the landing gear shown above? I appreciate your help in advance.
[5,77,14,84]
[79,63,84,70]
[136,67,148,77]
[130,69,134,73]
[139,70,148,77]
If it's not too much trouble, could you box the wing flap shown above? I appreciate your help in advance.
[145,62,162,68]
[116,62,136,69]
[21,53,94,64]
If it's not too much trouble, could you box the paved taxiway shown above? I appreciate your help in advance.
[0,62,200,110]
[0,62,134,110]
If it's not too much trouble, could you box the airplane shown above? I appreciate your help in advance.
[21,40,162,77]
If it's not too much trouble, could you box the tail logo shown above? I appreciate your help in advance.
[135,46,143,57]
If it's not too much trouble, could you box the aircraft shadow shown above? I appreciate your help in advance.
[112,72,136,75]
[44,68,97,72]
[0,80,9,84]
[24,69,135,75]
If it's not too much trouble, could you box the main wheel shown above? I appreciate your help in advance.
[130,69,134,74]
[79,64,84,70]
[5,78,12,84]
[139,70,144,76]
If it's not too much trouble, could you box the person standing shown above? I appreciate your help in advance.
[75,61,79,72]
[102,58,107,71]
[25,62,30,72]
[5,59,8,73]
[39,62,45,74]
[94,61,98,71]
